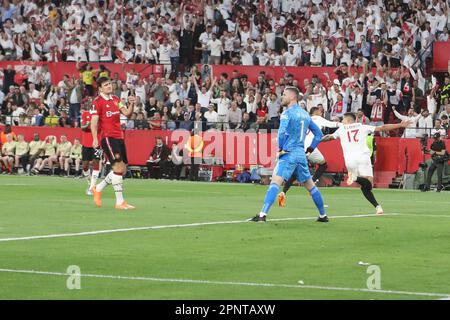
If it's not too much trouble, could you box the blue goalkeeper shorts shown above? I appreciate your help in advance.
[274,155,311,183]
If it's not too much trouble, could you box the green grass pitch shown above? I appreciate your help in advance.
[0,176,449,300]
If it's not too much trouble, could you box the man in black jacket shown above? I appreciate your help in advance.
[146,137,171,179]
[3,65,15,94]
[423,132,448,192]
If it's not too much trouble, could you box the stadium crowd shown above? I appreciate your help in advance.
[1,0,450,176]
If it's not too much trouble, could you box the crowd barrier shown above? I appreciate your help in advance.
[1,126,449,175]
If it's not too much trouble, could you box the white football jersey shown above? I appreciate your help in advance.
[304,115,341,150]
[332,123,376,160]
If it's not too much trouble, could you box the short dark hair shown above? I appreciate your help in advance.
[284,86,300,99]
[344,112,356,121]
[309,106,320,115]
[96,76,111,87]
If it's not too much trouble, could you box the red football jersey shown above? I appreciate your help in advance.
[81,110,94,147]
[90,95,124,140]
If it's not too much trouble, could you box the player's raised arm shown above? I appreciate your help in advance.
[120,95,135,117]
[374,120,412,132]
[317,117,342,129]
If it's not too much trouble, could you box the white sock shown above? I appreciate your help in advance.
[259,212,267,218]
[111,173,124,205]
[96,171,113,192]
[90,170,100,190]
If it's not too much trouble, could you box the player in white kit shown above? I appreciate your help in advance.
[278,107,342,207]
[321,112,411,215]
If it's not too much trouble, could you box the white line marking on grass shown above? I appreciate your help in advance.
[0,268,447,298]
[0,213,397,243]
[397,213,450,218]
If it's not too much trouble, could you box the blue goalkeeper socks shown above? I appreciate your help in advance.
[261,183,280,214]
[309,186,326,217]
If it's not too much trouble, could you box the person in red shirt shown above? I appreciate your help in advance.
[90,77,135,210]
[80,104,101,196]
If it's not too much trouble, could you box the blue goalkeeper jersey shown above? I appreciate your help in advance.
[278,104,323,157]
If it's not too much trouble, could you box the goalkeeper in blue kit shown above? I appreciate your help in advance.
[249,87,328,223]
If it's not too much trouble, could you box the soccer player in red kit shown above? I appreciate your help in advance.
[90,77,135,210]
[80,104,101,195]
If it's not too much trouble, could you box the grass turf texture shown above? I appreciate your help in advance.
[0,176,449,300]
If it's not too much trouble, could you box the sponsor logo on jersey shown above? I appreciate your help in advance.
[106,111,120,117]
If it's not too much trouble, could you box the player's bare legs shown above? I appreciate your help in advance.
[64,157,72,176]
[59,156,66,175]
[346,171,354,185]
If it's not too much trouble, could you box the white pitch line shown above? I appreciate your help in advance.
[0,213,397,243]
[0,268,447,298]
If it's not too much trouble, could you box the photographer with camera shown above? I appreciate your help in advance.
[422,132,449,192]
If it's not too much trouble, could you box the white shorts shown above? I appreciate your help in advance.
[345,154,373,178]
[307,149,325,164]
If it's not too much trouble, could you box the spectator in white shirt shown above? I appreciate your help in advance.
[208,33,223,65]
[157,39,172,77]
[431,119,447,138]
[210,89,231,130]
[417,109,434,137]
[88,37,100,62]
[71,39,88,62]
[393,106,422,138]
[199,25,213,64]
[309,40,323,66]
[240,46,254,66]
[204,104,218,129]
[192,76,217,109]
[283,45,299,66]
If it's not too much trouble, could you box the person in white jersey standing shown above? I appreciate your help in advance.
[321,112,411,215]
